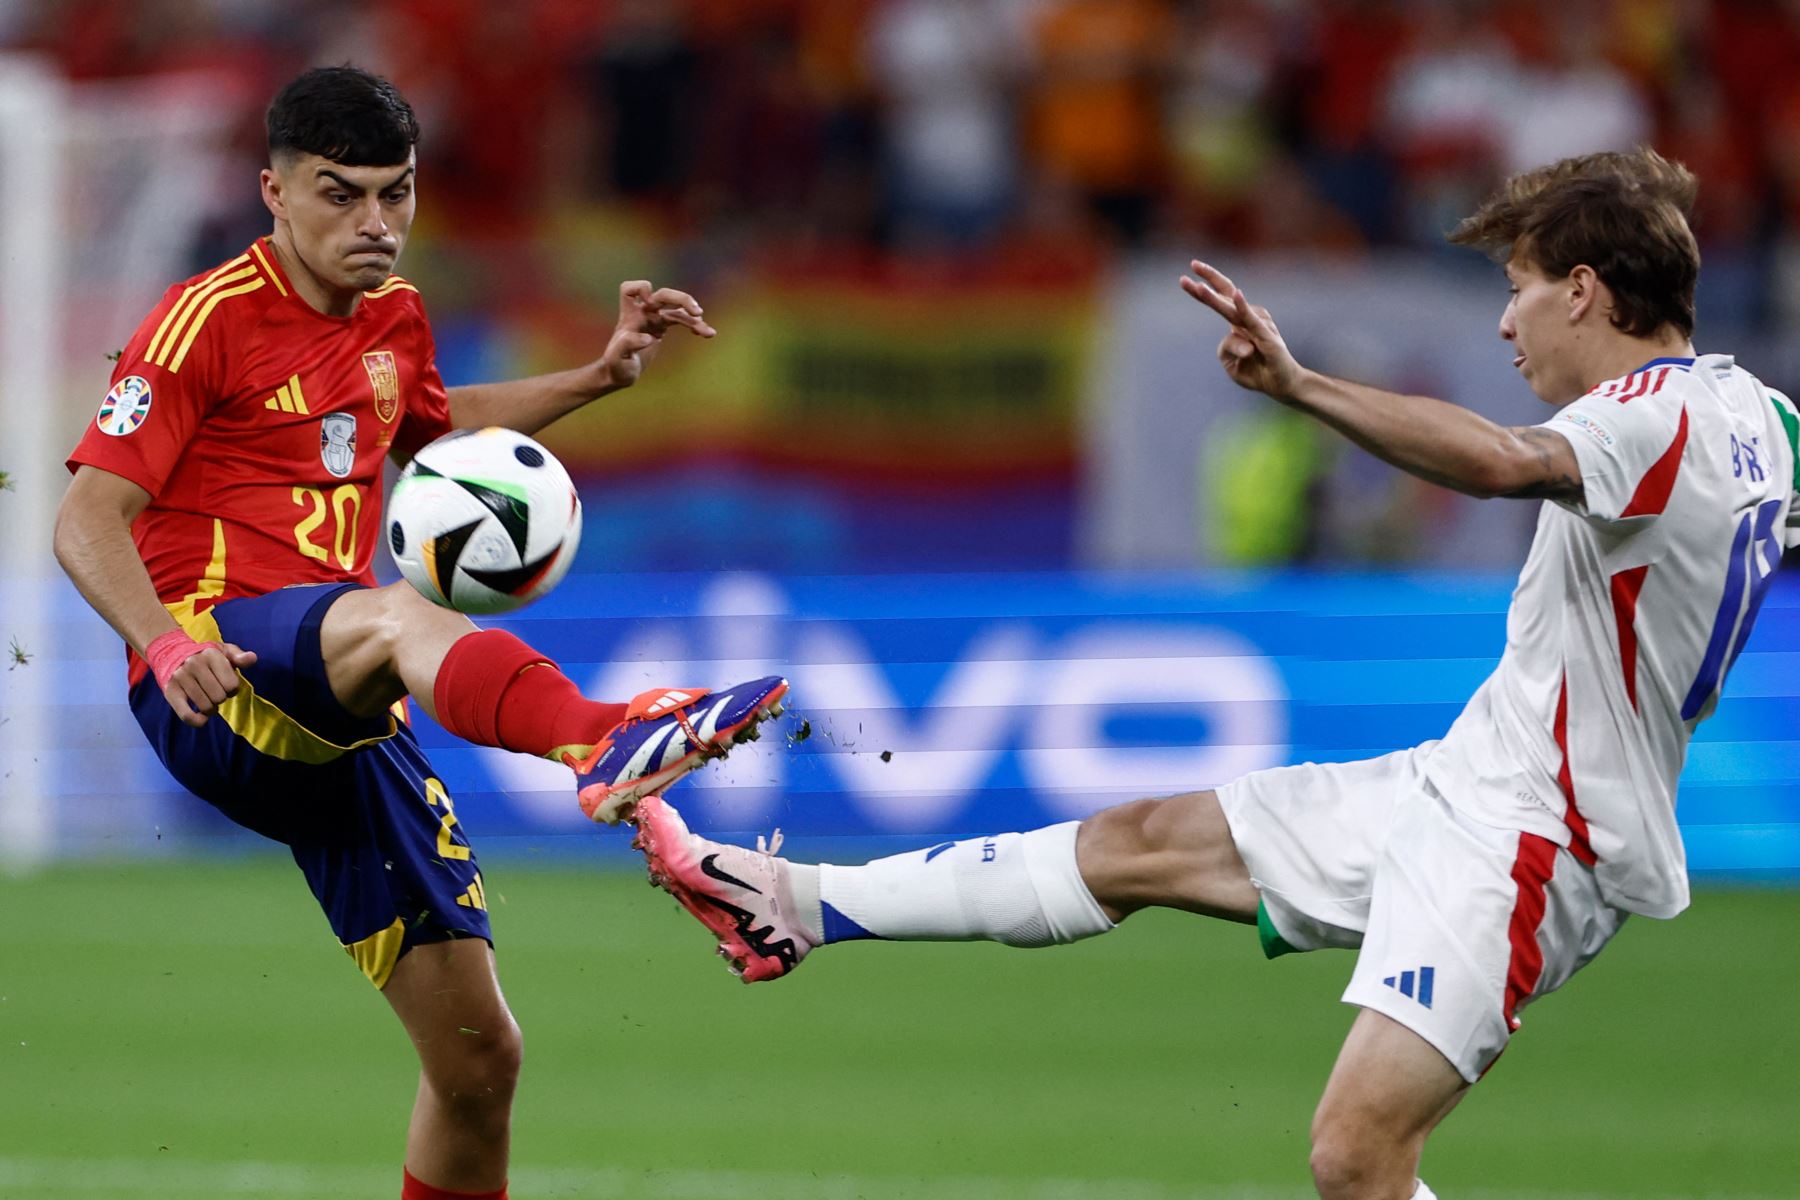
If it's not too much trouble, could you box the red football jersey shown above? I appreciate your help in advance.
[67,237,454,682]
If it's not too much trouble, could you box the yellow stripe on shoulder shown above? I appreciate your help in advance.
[146,255,252,365]
[165,278,267,373]
[150,266,259,369]
[248,240,287,297]
[368,275,419,298]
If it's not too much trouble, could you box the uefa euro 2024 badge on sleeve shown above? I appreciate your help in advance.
[97,376,152,436]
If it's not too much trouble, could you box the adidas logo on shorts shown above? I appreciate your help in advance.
[1381,966,1436,1009]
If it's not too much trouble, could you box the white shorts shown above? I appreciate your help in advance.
[1217,744,1625,1081]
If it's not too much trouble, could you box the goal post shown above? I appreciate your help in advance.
[0,55,65,873]
[0,56,241,871]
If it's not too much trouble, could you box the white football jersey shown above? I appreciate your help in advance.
[1423,354,1798,918]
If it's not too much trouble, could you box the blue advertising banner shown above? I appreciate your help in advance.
[11,570,1799,877]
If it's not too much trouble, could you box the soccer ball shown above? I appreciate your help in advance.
[387,427,582,614]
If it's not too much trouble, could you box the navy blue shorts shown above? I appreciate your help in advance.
[131,582,491,988]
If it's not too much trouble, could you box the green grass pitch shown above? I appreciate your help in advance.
[1,856,1795,1198]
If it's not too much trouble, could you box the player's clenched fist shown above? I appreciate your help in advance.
[144,628,259,727]
[1179,259,1306,400]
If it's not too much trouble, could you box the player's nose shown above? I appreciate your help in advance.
[354,195,390,239]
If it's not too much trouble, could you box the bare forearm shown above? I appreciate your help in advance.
[447,362,617,435]
[52,507,180,655]
[1284,369,1528,498]
[1182,259,1579,502]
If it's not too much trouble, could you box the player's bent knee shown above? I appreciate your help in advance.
[1084,793,1202,859]
[1076,791,1253,923]
[379,577,449,618]
[423,1016,524,1111]
[1308,1117,1416,1200]
[330,581,453,653]
[317,587,407,697]
[1095,790,1231,849]
[1308,1136,1374,1200]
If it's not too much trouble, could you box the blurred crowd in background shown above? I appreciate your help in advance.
[8,0,1800,329]
[6,0,1800,574]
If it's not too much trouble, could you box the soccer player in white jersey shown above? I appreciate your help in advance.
[630,148,1798,1198]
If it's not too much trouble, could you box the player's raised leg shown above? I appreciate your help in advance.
[1308,1010,1463,1200]
[629,788,1256,981]
[382,938,522,1199]
[316,581,787,822]
[1072,789,1261,923]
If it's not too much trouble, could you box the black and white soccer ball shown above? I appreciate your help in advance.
[387,427,582,614]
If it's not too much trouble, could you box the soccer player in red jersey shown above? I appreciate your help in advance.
[54,67,785,1200]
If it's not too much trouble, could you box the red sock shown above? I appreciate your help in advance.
[433,628,626,762]
[401,1167,507,1200]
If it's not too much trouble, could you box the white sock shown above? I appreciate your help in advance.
[794,823,1114,947]
[1412,1181,1438,1200]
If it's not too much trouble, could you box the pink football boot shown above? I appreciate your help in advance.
[632,795,816,982]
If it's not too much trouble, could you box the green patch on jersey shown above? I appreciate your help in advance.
[1256,899,1299,959]
[1768,391,1800,494]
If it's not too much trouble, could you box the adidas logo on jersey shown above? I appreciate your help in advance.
[1381,966,1435,1009]
[264,374,310,414]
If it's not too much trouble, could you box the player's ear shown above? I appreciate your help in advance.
[260,166,287,221]
[1566,264,1601,323]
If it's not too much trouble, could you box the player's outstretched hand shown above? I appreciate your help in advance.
[600,280,718,391]
[162,641,257,728]
[1180,260,1305,400]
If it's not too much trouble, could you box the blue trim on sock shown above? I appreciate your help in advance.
[923,841,955,862]
[820,899,882,944]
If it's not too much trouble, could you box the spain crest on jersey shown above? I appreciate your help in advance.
[363,350,399,424]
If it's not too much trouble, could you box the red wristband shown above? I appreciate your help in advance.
[144,629,220,692]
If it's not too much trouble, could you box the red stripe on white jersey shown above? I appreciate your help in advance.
[1614,366,1671,404]
[1587,366,1673,403]
[1553,675,1599,867]
[1502,831,1559,1029]
[1610,565,1650,710]
[1619,405,1690,518]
